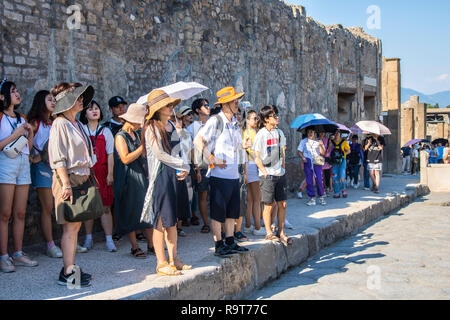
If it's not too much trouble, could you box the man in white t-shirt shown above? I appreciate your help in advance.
[193,87,249,257]
[253,105,293,246]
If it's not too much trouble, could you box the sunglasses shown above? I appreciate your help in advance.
[202,104,210,108]
[270,114,280,119]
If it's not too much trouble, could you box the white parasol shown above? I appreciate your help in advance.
[351,121,391,136]
[137,81,209,105]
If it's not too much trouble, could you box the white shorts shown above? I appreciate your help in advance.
[247,163,260,183]
[368,163,382,171]
[0,152,31,185]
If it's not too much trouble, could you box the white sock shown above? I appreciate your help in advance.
[105,235,113,243]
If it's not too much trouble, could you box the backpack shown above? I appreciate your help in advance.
[195,114,224,169]
[328,140,345,165]
[348,144,361,166]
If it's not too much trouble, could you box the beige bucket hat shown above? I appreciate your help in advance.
[119,103,146,125]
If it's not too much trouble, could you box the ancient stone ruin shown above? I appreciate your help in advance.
[0,0,382,245]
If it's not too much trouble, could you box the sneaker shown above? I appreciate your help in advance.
[106,241,117,252]
[13,253,38,267]
[252,228,266,236]
[0,257,15,273]
[57,267,91,287]
[76,244,88,253]
[333,194,341,199]
[243,225,254,234]
[47,245,63,258]
[177,228,187,237]
[342,190,348,198]
[226,242,249,253]
[234,231,248,242]
[306,198,316,206]
[319,196,327,206]
[297,191,303,199]
[214,244,234,257]
[83,239,93,250]
[364,187,370,191]
[284,219,294,230]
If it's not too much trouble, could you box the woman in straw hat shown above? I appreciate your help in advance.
[140,89,192,276]
[48,82,96,287]
[114,103,154,259]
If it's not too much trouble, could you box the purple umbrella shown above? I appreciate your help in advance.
[337,123,351,133]
[403,139,423,148]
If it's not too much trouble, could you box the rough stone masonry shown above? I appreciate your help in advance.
[0,0,382,245]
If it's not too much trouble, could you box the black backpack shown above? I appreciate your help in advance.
[328,140,345,165]
[348,144,361,166]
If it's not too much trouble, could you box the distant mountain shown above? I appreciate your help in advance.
[402,88,450,108]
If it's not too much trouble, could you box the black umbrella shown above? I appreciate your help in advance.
[432,138,449,145]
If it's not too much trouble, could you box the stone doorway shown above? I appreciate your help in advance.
[364,94,376,120]
[337,92,355,124]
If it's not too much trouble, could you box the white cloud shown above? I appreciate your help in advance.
[437,74,450,81]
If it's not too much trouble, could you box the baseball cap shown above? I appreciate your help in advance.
[177,105,193,116]
[108,96,128,108]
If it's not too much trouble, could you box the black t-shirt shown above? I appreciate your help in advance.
[364,136,385,164]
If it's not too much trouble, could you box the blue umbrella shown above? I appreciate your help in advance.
[298,118,339,133]
[290,113,327,129]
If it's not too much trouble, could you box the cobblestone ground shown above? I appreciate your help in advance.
[248,193,450,300]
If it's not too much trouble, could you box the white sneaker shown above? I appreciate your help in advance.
[13,253,38,267]
[76,244,88,253]
[252,228,266,236]
[243,225,254,234]
[306,198,316,206]
[284,219,294,229]
[297,192,303,199]
[353,183,359,189]
[364,187,370,191]
[319,197,327,206]
[47,245,63,258]
[106,241,117,252]
[83,239,93,250]
[0,257,15,273]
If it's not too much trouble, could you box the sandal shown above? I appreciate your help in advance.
[131,247,147,259]
[170,257,192,271]
[147,246,155,255]
[190,216,200,226]
[136,233,146,242]
[156,261,182,276]
[264,233,280,241]
[278,233,293,246]
[201,224,210,233]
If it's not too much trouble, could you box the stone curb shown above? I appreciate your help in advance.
[123,183,430,300]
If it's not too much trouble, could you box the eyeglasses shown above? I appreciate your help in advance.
[270,114,280,119]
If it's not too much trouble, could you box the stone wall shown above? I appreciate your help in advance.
[1,0,382,246]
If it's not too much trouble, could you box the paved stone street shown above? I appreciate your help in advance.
[248,193,450,300]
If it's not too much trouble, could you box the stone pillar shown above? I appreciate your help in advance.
[381,57,402,173]
[414,102,426,140]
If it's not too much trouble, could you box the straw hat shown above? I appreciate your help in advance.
[119,103,146,125]
[214,87,245,106]
[145,89,181,120]
[53,85,94,116]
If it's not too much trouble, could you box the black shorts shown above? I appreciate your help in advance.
[209,177,240,223]
[260,175,287,204]
[194,169,210,193]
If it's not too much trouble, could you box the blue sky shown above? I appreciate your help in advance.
[286,0,450,94]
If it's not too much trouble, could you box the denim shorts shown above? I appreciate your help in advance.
[0,152,31,185]
[31,161,53,189]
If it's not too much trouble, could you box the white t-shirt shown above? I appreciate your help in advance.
[197,112,241,179]
[81,124,114,154]
[297,138,322,160]
[253,127,286,177]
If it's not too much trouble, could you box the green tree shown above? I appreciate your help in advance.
[426,103,439,109]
